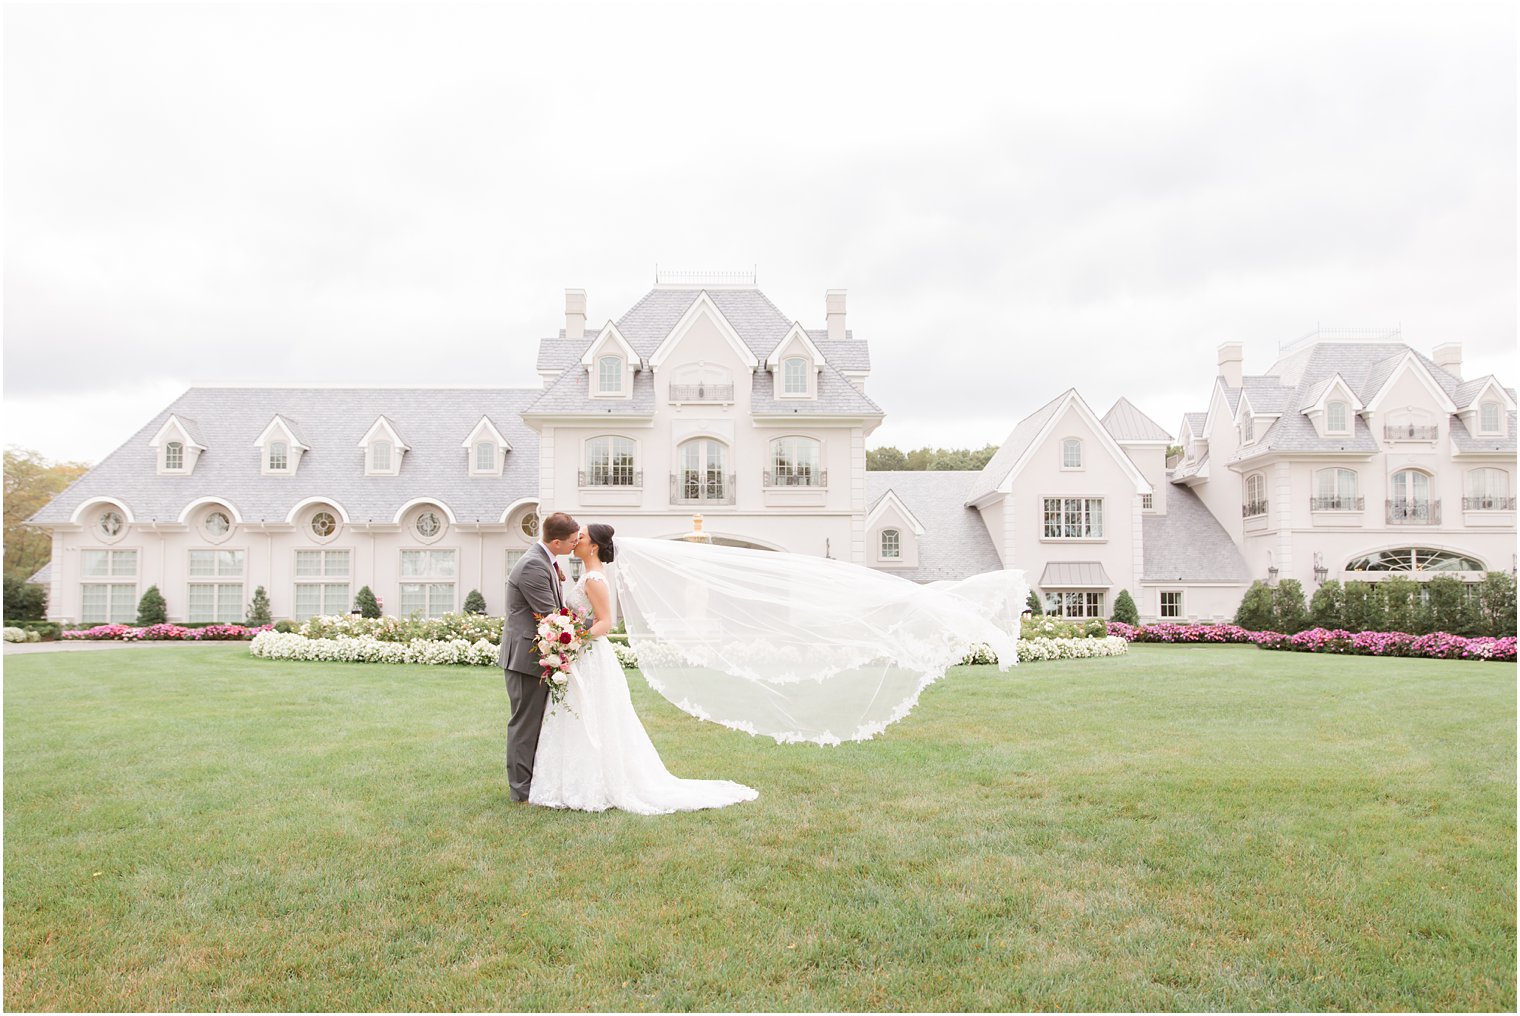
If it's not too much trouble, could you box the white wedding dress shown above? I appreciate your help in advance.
[528,572,759,814]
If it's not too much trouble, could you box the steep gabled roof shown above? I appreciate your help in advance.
[969,389,1151,504]
[866,471,1003,582]
[1101,397,1171,443]
[749,363,883,417]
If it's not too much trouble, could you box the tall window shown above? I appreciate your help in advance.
[80,549,137,623]
[268,441,288,471]
[1244,474,1267,517]
[475,441,496,472]
[188,549,245,623]
[677,439,729,502]
[880,529,901,559]
[1391,469,1430,504]
[372,441,392,472]
[783,357,808,395]
[1313,468,1359,510]
[165,442,184,470]
[1465,468,1510,509]
[1042,498,1104,538]
[294,549,351,620]
[769,436,822,486]
[399,549,456,618]
[1046,591,1105,618]
[1326,401,1349,433]
[1061,438,1083,469]
[585,436,637,486]
[1480,400,1501,433]
[598,355,623,394]
[1160,591,1183,618]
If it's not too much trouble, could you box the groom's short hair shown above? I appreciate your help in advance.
[542,511,579,542]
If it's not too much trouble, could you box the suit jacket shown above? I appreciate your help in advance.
[499,543,563,675]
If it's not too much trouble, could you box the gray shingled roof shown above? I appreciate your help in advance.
[1038,561,1113,587]
[749,364,883,416]
[617,287,793,360]
[969,389,1072,502]
[523,365,658,416]
[27,562,51,585]
[1239,376,1293,414]
[866,471,1004,582]
[1143,486,1251,583]
[1101,397,1171,442]
[29,387,542,526]
[810,334,868,371]
[1450,412,1519,454]
[1183,412,1207,435]
[536,338,588,372]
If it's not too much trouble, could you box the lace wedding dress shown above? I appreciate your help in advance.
[528,572,759,814]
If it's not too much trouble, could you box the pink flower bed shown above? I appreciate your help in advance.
[61,623,273,641]
[1110,621,1516,662]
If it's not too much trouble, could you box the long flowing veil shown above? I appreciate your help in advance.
[611,537,1028,745]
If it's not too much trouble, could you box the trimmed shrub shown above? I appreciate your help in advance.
[136,586,168,626]
[463,589,488,615]
[3,575,47,621]
[1379,577,1422,636]
[1111,589,1139,626]
[274,619,301,634]
[1472,571,1518,638]
[1026,590,1044,616]
[1273,579,1310,634]
[1341,580,1386,633]
[1424,575,1476,637]
[1233,581,1276,632]
[9,619,61,640]
[354,586,381,619]
[246,586,273,627]
[1308,580,1344,630]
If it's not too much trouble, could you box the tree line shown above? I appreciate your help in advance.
[866,444,999,471]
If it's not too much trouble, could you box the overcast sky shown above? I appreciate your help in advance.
[4,1,1515,465]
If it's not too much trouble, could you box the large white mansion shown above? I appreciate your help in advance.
[29,277,1517,625]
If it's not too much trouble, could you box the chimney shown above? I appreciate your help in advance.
[565,289,586,341]
[826,289,847,342]
[1432,342,1462,380]
[1217,342,1244,389]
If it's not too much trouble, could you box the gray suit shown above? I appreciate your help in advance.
[500,542,564,801]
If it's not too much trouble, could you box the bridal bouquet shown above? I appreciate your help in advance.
[534,607,590,705]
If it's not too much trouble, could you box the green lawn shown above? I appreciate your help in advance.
[4,643,1514,1011]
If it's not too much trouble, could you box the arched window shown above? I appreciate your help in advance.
[585,436,637,486]
[783,357,809,395]
[1465,468,1511,510]
[1480,400,1501,433]
[1389,469,1434,523]
[1312,468,1360,511]
[475,441,496,472]
[1061,438,1083,469]
[1346,548,1483,573]
[676,438,729,502]
[769,436,821,487]
[1243,474,1267,517]
[371,441,391,472]
[598,355,623,394]
[165,441,184,470]
[880,529,901,559]
[268,440,288,471]
[1326,401,1349,433]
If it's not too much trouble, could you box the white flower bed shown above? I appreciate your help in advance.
[4,627,41,643]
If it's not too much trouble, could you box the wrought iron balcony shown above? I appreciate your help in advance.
[763,469,827,488]
[1463,496,1516,511]
[1386,499,1440,524]
[1384,423,1439,441]
[670,472,736,505]
[668,383,735,403]
[1242,500,1269,518]
[1310,496,1364,511]
[578,469,642,488]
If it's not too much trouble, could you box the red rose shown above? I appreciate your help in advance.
[559,631,572,644]
[559,607,571,616]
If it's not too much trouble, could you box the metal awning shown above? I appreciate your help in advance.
[1038,561,1113,588]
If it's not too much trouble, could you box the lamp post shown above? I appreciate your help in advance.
[1312,552,1328,585]
[1266,551,1279,587]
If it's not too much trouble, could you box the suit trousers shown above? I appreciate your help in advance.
[504,667,551,801]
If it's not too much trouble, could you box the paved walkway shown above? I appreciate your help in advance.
[3,640,244,655]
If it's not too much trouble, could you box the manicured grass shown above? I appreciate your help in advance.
[4,643,1514,1011]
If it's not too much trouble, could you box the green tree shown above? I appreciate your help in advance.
[3,575,47,620]
[136,585,167,626]
[1340,581,1386,633]
[1026,590,1043,616]
[3,448,90,580]
[1233,581,1277,631]
[1308,580,1344,630]
[1380,577,1421,634]
[1111,589,1139,625]
[866,446,909,471]
[246,586,272,626]
[1423,576,1474,636]
[354,586,381,619]
[1272,579,1310,634]
[463,589,487,615]
[1471,571,1517,637]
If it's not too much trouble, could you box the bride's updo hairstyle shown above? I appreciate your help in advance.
[587,523,616,563]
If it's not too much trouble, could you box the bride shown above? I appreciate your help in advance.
[528,524,760,814]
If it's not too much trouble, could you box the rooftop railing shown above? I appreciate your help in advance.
[1279,325,1402,356]
[668,383,735,403]
[1384,423,1439,441]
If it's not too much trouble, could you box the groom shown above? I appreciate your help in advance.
[500,510,581,802]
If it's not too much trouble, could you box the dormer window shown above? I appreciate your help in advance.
[151,413,207,475]
[462,415,510,477]
[880,529,901,559]
[1480,400,1501,434]
[255,414,310,476]
[268,441,289,472]
[372,441,391,472]
[784,358,809,395]
[598,355,623,394]
[359,417,409,477]
[165,442,184,471]
[1061,438,1083,469]
[1327,401,1349,433]
[475,442,495,472]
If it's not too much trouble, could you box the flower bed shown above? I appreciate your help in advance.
[62,623,273,641]
[250,631,500,666]
[5,627,42,643]
[298,613,503,644]
[1108,621,1515,662]
[1107,622,1258,644]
